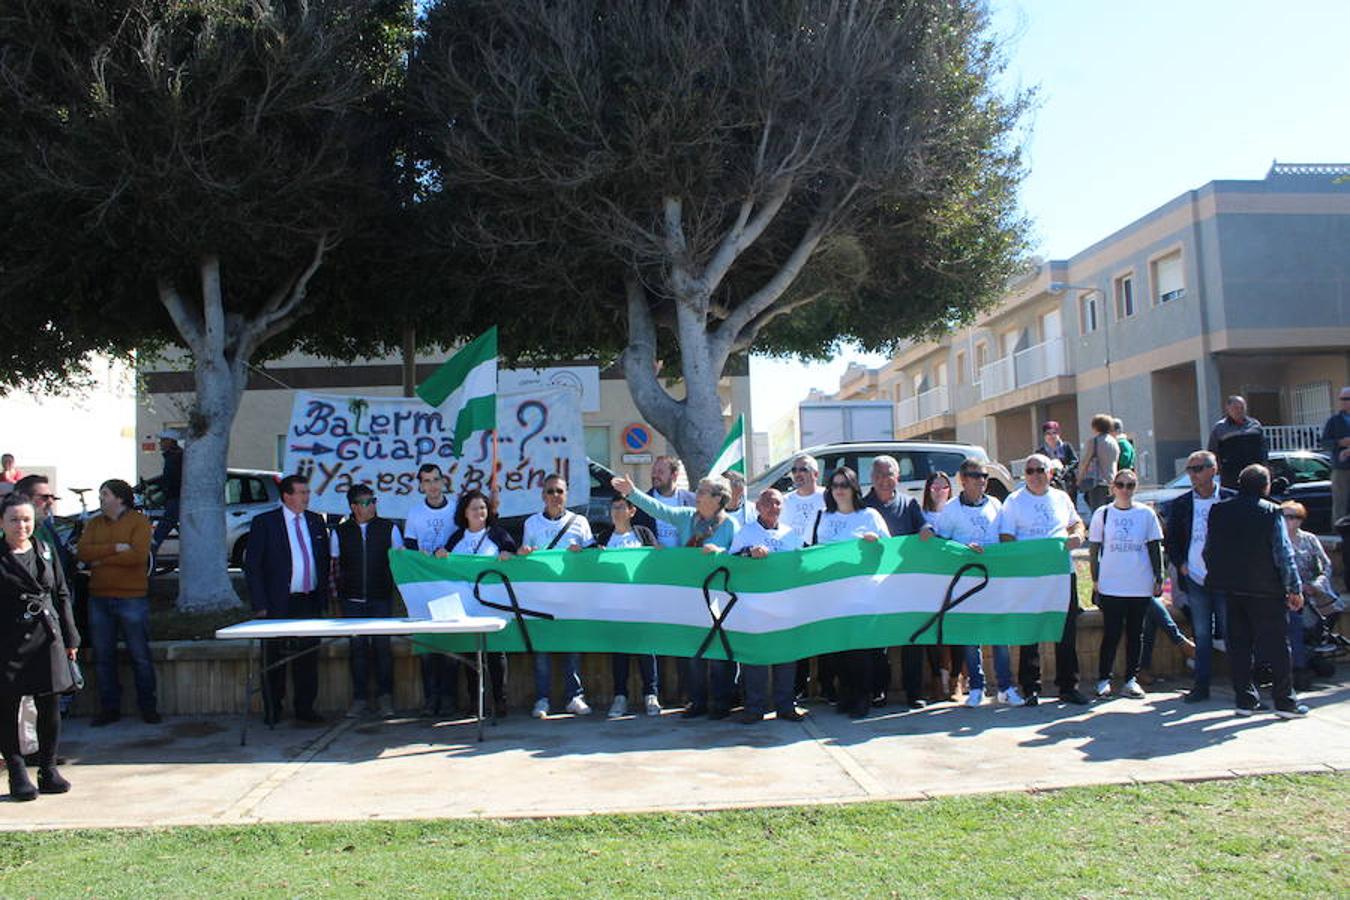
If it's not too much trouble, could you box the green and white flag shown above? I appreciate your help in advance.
[415,326,497,453]
[391,536,1071,664]
[706,413,746,477]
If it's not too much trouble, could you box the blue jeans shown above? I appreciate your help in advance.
[685,658,736,711]
[151,498,179,552]
[742,663,796,714]
[1287,609,1308,669]
[964,645,1013,692]
[611,654,657,699]
[89,596,157,713]
[1185,577,1227,689]
[342,598,393,700]
[534,653,583,704]
[1140,595,1186,670]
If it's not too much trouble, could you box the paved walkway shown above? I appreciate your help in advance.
[7,680,1347,829]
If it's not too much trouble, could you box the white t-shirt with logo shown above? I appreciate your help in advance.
[449,528,500,558]
[996,486,1081,540]
[522,511,593,550]
[812,508,890,545]
[933,495,1003,547]
[730,519,805,555]
[1089,502,1164,596]
[605,529,645,550]
[402,497,457,552]
[782,488,827,544]
[1187,492,1220,584]
[649,488,695,548]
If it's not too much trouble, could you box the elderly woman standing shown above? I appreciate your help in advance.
[613,472,740,718]
[1,493,79,801]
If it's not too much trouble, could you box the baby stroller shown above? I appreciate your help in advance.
[1303,603,1347,681]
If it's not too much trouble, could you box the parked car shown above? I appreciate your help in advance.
[138,468,283,568]
[750,441,1015,502]
[1136,450,1334,534]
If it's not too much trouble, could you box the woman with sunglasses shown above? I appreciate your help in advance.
[1088,468,1164,699]
[1280,501,1340,690]
[809,467,889,718]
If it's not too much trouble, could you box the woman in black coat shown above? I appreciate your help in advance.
[2,493,80,801]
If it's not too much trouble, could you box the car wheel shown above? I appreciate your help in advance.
[231,535,248,568]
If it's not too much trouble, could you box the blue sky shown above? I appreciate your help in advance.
[752,0,1350,429]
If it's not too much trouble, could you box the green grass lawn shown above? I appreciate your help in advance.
[1,774,1344,897]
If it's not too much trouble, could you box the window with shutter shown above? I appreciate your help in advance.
[1152,252,1185,304]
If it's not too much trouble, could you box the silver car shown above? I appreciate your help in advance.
[751,441,1015,501]
[138,468,283,567]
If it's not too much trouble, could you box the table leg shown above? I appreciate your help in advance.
[240,638,255,747]
[476,634,485,743]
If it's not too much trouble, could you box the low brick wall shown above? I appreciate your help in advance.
[73,607,1204,717]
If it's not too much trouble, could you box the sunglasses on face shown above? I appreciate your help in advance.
[352,498,376,507]
[544,488,566,496]
[1024,467,1046,475]
[790,467,812,474]
[1113,482,1137,490]
[34,494,55,501]
[962,472,988,480]
[1185,464,1213,473]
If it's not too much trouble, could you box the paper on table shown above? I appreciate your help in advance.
[426,593,467,621]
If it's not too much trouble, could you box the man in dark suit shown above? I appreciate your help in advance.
[244,474,330,725]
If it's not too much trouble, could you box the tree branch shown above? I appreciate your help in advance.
[712,217,827,358]
[728,290,828,356]
[700,176,793,294]
[620,273,681,435]
[237,232,335,359]
[157,277,205,353]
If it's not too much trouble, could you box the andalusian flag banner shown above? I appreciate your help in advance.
[391,536,1071,664]
[414,326,497,454]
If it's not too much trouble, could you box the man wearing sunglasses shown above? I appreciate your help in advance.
[1162,450,1235,703]
[330,484,403,719]
[519,474,594,718]
[997,453,1088,706]
[1321,386,1350,527]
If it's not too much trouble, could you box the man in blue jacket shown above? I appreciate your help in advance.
[244,475,331,725]
[1202,464,1307,718]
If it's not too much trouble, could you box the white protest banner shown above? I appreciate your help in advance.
[283,386,587,520]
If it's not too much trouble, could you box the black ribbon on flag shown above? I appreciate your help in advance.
[473,569,555,653]
[694,566,739,661]
[907,562,990,645]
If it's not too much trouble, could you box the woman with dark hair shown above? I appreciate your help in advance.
[1078,414,1120,512]
[438,489,516,717]
[2,493,80,800]
[76,478,157,726]
[810,467,888,717]
[921,470,963,700]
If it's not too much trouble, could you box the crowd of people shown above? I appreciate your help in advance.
[2,386,1346,803]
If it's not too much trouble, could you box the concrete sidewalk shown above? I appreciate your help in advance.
[6,680,1347,830]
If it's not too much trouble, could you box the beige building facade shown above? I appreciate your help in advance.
[832,164,1350,481]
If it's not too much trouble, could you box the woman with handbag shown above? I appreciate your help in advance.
[1,493,80,801]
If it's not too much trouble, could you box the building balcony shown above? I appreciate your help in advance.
[1265,424,1325,453]
[978,337,1069,402]
[896,385,951,428]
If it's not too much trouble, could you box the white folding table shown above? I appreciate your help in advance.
[215,616,506,745]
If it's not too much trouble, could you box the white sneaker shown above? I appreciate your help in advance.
[965,688,984,708]
[607,695,628,719]
[531,698,549,719]
[1121,678,1145,699]
[998,686,1026,707]
[345,700,369,719]
[1212,638,1227,653]
[566,695,592,716]
[1096,679,1112,697]
[644,694,661,717]
[376,694,395,718]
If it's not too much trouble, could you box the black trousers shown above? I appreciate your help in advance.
[899,645,924,700]
[461,652,507,706]
[262,636,319,717]
[798,654,840,700]
[1,690,59,767]
[1097,594,1148,681]
[1227,592,1297,709]
[1020,571,1081,695]
[836,649,873,712]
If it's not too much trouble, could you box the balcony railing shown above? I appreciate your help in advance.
[1265,424,1324,453]
[896,385,952,428]
[978,337,1068,401]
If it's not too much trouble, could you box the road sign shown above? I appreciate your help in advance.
[621,423,652,453]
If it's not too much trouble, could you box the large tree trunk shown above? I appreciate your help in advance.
[177,353,248,610]
[159,241,331,611]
